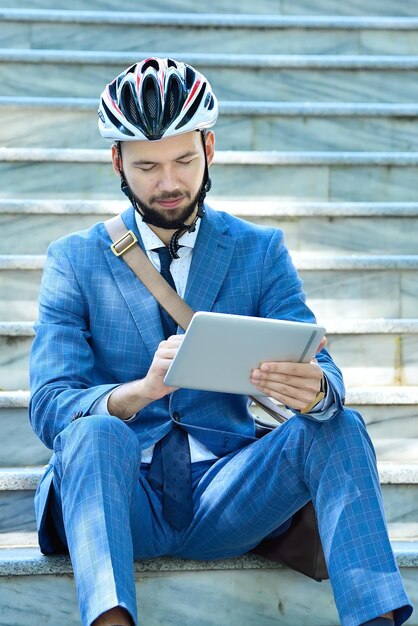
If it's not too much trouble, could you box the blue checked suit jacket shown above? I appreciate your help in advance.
[29,204,345,553]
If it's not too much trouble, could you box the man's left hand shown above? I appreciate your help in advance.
[250,337,327,412]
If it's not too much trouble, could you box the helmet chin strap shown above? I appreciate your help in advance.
[117,132,211,259]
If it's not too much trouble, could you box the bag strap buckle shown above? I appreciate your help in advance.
[111,230,138,257]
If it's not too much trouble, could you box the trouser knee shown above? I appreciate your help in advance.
[53,414,141,468]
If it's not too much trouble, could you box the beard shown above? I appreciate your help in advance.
[130,184,203,230]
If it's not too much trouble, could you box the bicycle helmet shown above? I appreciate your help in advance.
[98,57,218,142]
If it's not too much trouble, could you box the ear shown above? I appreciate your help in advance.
[204,131,215,167]
[111,144,122,177]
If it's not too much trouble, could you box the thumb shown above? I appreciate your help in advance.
[316,336,327,353]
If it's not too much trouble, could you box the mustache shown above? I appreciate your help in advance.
[150,191,190,203]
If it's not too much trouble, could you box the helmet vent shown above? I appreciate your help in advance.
[168,77,180,118]
[185,65,196,90]
[143,77,159,119]
[204,92,215,110]
[120,83,140,125]
[167,58,177,68]
[101,101,135,137]
[175,82,206,131]
[141,59,159,73]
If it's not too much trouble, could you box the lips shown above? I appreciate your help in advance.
[156,197,184,209]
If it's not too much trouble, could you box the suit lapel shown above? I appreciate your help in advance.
[103,207,164,359]
[185,207,235,313]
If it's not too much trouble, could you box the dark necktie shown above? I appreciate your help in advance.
[154,246,177,339]
[147,246,193,530]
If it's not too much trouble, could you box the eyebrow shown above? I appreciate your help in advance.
[131,150,199,166]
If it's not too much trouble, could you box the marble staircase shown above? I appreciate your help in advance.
[0,4,417,625]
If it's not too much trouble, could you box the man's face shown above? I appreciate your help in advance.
[112,131,215,229]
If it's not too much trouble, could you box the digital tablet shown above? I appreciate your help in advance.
[164,312,326,396]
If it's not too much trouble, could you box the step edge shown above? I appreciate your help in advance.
[3,49,418,69]
[4,319,418,336]
[6,146,418,166]
[3,198,418,217]
[1,541,417,576]
[3,97,418,118]
[1,461,417,490]
[2,254,418,271]
[2,9,418,30]
[2,388,418,408]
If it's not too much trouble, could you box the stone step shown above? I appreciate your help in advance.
[4,148,418,201]
[5,318,418,336]
[0,0,415,17]
[4,97,418,152]
[2,49,418,102]
[3,10,418,55]
[3,197,418,215]
[4,521,418,549]
[2,388,418,466]
[1,252,417,321]
[0,463,416,535]
[2,318,417,389]
[0,541,417,626]
[2,197,418,255]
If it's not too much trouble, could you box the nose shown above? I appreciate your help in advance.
[157,165,180,194]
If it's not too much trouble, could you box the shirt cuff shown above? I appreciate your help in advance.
[90,387,137,423]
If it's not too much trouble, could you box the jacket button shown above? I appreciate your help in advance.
[172,411,181,422]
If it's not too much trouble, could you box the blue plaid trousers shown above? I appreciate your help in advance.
[48,408,413,626]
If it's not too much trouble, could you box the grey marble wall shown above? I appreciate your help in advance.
[0,565,417,626]
[1,405,417,468]
[2,22,418,55]
[2,329,417,390]
[0,491,36,533]
[2,481,415,534]
[3,107,418,153]
[0,270,40,322]
[1,268,417,322]
[0,0,282,12]
[3,62,418,103]
[283,0,418,16]
[3,213,418,255]
[0,0,413,15]
[3,160,418,201]
[302,270,418,320]
[356,405,418,439]
[0,408,50,466]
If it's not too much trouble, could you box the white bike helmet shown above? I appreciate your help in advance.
[98,57,218,141]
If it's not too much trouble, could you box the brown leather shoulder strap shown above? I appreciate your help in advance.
[105,215,194,331]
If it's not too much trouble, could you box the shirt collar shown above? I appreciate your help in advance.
[134,209,201,253]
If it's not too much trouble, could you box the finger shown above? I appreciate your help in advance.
[251,368,321,390]
[253,384,313,411]
[252,379,315,404]
[160,335,184,347]
[255,361,323,381]
[316,336,327,353]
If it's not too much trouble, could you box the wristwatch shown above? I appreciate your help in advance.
[300,375,327,414]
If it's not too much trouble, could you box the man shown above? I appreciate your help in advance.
[29,57,413,626]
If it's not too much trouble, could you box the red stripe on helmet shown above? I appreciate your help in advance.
[135,68,142,91]
[106,84,123,115]
[159,69,165,98]
[184,79,201,108]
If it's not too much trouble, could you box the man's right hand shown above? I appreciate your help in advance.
[107,334,183,421]
[141,335,184,402]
